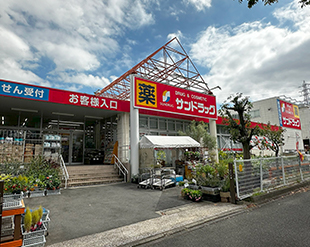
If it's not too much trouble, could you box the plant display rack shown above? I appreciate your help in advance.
[1,196,25,247]
[20,208,50,247]
[22,235,46,247]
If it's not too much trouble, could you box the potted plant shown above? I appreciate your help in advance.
[220,176,231,202]
[188,189,203,202]
[181,187,191,199]
[22,206,47,239]
[156,150,166,167]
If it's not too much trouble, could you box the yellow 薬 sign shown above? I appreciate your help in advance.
[135,79,157,108]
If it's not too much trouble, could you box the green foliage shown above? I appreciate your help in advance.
[179,120,216,149]
[193,160,231,189]
[219,93,259,159]
[181,187,191,198]
[156,150,166,160]
[184,151,200,161]
[238,0,310,8]
[38,206,43,220]
[178,181,185,186]
[221,177,231,192]
[24,207,32,232]
[181,188,202,201]
[32,210,40,226]
[259,122,285,157]
[0,160,26,176]
[1,155,61,193]
[188,189,203,201]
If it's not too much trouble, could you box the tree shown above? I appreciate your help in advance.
[238,0,310,8]
[178,121,216,150]
[179,120,217,163]
[259,122,285,157]
[219,93,259,160]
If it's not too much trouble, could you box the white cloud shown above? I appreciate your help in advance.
[0,0,154,88]
[57,72,111,89]
[183,0,212,11]
[167,30,184,41]
[0,58,43,84]
[190,0,310,104]
[41,42,100,72]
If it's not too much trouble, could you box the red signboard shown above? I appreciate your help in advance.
[134,77,217,119]
[0,79,130,112]
[49,89,129,112]
[277,99,301,130]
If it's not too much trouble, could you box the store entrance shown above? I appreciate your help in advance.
[60,130,84,165]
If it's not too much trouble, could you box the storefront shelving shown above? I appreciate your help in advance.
[43,134,61,162]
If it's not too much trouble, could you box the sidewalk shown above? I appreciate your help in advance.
[23,183,246,247]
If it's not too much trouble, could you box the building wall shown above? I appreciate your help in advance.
[251,97,279,125]
[299,106,310,151]
[252,97,304,154]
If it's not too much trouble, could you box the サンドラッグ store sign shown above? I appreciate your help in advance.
[134,77,217,119]
[277,99,301,130]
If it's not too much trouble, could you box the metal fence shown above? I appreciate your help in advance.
[234,155,310,200]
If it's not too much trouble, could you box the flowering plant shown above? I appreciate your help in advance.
[181,188,202,202]
[188,189,202,202]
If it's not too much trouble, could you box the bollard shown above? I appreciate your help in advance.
[229,163,236,204]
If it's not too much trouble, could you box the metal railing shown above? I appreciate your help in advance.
[234,155,310,200]
[59,154,69,189]
[113,154,128,182]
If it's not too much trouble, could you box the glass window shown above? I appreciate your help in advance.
[159,119,166,130]
[176,122,183,131]
[139,117,148,128]
[250,109,260,118]
[150,117,158,129]
[168,120,175,131]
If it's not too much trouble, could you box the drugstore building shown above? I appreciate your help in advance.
[0,39,242,177]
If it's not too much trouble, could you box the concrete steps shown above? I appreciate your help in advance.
[66,165,124,187]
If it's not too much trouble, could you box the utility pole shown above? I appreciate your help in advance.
[300,80,310,106]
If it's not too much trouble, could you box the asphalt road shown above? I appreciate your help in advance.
[23,183,190,246]
[139,188,310,247]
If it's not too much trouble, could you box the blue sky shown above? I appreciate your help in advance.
[1,0,309,104]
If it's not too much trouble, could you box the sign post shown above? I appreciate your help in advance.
[130,76,218,178]
[130,75,140,177]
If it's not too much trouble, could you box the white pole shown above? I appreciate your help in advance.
[130,74,140,177]
[209,119,219,163]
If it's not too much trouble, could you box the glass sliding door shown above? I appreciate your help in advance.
[60,130,84,165]
[72,131,84,164]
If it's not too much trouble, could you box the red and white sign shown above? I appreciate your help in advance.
[0,79,130,112]
[134,77,217,119]
[277,99,301,130]
[49,90,129,112]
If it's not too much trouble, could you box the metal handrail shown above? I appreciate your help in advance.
[113,154,128,182]
[59,154,69,189]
